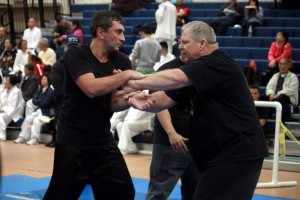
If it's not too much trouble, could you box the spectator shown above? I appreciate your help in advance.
[47,35,81,148]
[22,18,42,51]
[0,74,24,141]
[20,63,39,103]
[13,40,31,82]
[14,75,54,145]
[240,0,263,36]
[175,0,190,26]
[68,20,84,45]
[116,99,155,154]
[129,24,161,74]
[249,85,270,145]
[265,30,292,84]
[146,51,199,200]
[111,0,140,15]
[154,41,176,71]
[28,54,44,85]
[38,38,57,67]
[0,26,7,56]
[155,0,177,53]
[266,57,298,123]
[49,15,70,51]
[0,38,17,77]
[210,0,244,36]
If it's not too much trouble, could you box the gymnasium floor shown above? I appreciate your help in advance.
[0,141,299,199]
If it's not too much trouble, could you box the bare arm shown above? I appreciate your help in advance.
[76,70,145,98]
[126,68,191,92]
[157,110,188,153]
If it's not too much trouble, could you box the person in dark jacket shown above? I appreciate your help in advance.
[14,74,54,145]
[20,63,39,102]
[210,0,244,35]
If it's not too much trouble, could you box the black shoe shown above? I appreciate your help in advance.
[45,141,56,148]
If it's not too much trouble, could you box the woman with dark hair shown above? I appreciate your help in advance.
[28,54,44,84]
[14,74,54,145]
[265,29,292,84]
[240,0,263,36]
[69,20,84,45]
[13,40,31,81]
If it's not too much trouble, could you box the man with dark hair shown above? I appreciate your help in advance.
[20,63,39,102]
[129,24,161,74]
[44,11,144,199]
[49,16,70,51]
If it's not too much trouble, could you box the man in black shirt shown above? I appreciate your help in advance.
[44,11,145,200]
[146,52,199,200]
[126,21,269,200]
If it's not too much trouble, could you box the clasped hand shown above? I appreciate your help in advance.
[124,91,155,111]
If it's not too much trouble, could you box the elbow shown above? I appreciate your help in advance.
[85,89,97,98]
[170,70,189,88]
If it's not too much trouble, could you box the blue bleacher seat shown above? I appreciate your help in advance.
[71,4,109,12]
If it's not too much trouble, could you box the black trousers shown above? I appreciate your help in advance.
[43,141,135,200]
[193,159,264,200]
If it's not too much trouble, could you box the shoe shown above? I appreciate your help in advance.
[45,141,55,148]
[14,137,26,144]
[0,137,6,141]
[26,138,39,145]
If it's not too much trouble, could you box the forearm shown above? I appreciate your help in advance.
[110,90,130,112]
[157,109,177,137]
[129,69,190,92]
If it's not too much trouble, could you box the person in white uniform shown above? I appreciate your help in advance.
[0,74,24,141]
[154,0,177,53]
[22,18,42,51]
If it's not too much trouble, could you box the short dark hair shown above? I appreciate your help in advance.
[277,29,289,42]
[140,25,152,34]
[25,63,34,71]
[18,39,27,49]
[90,10,123,38]
[56,15,63,23]
[249,85,260,91]
[6,74,18,86]
[159,41,168,51]
[41,74,51,85]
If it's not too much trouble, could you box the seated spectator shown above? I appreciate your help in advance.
[20,63,39,103]
[68,20,84,45]
[240,0,263,36]
[116,105,155,154]
[28,54,44,84]
[154,41,176,71]
[0,26,7,56]
[210,0,244,36]
[22,18,42,51]
[110,109,129,136]
[0,38,17,77]
[175,0,190,26]
[129,24,161,74]
[38,38,57,67]
[249,85,270,144]
[49,15,70,51]
[14,75,54,145]
[265,30,292,85]
[0,74,24,141]
[266,58,298,123]
[13,40,32,82]
[111,0,140,15]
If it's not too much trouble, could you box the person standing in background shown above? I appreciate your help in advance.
[155,0,177,53]
[22,18,42,51]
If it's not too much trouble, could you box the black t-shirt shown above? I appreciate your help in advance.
[57,45,131,149]
[153,57,195,146]
[165,50,269,172]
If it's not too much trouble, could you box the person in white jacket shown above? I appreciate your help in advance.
[0,74,24,140]
[154,0,177,53]
[266,57,299,122]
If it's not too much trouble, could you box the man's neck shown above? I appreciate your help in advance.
[90,40,110,63]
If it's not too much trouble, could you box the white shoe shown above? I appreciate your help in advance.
[0,137,6,141]
[26,138,39,145]
[14,137,26,144]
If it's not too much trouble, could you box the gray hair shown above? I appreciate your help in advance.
[181,21,216,44]
[39,38,49,46]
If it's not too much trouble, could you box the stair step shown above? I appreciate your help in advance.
[263,155,300,172]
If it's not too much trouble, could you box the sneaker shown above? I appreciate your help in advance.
[14,137,26,144]
[0,137,6,141]
[45,141,56,148]
[26,138,39,145]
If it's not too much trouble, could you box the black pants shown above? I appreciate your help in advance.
[43,141,135,200]
[193,159,264,200]
[210,19,234,36]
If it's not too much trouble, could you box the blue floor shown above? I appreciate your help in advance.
[0,175,296,200]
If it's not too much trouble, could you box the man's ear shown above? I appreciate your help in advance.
[97,27,105,39]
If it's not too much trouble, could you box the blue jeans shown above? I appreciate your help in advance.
[146,144,199,200]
